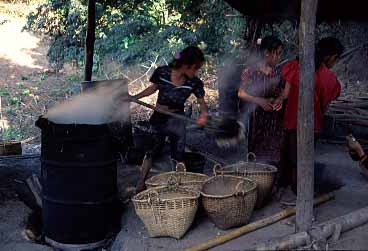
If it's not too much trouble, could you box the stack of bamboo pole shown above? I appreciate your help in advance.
[326,82,368,126]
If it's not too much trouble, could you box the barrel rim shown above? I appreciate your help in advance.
[45,236,109,250]
[36,116,121,128]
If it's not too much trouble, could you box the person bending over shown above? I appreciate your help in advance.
[133,46,208,163]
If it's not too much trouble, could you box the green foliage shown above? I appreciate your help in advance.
[21,75,29,80]
[0,0,44,3]
[25,0,245,70]
[25,0,87,70]
[1,126,22,141]
[0,87,10,96]
[38,72,48,80]
[9,96,21,106]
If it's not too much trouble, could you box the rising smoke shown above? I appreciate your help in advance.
[46,79,131,125]
[217,46,284,146]
[218,49,262,119]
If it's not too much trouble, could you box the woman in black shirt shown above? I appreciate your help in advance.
[133,46,208,163]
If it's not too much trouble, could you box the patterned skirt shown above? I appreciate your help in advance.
[248,108,284,163]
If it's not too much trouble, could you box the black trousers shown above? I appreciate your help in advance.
[278,130,325,194]
[278,130,297,190]
[362,157,368,170]
[149,112,186,162]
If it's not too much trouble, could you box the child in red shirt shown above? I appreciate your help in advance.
[276,37,344,193]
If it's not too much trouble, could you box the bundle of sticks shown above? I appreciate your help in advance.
[326,95,368,126]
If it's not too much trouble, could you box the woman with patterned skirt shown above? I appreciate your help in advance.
[238,36,284,163]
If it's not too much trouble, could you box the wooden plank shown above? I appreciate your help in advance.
[0,141,22,156]
[296,0,319,233]
[84,0,96,81]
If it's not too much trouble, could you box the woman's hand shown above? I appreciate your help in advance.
[196,112,208,127]
[346,134,365,159]
[256,98,274,112]
[272,97,283,111]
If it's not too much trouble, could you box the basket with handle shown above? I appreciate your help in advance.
[145,162,209,191]
[201,175,257,230]
[132,176,200,239]
[213,152,277,209]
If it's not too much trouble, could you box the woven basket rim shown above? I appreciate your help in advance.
[145,171,209,187]
[214,161,278,174]
[201,175,257,199]
[132,185,200,203]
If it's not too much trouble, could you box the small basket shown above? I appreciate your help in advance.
[201,175,257,230]
[132,179,200,239]
[145,162,209,191]
[213,153,277,209]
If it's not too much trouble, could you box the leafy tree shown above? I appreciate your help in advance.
[25,0,245,71]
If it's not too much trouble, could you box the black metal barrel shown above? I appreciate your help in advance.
[36,117,121,249]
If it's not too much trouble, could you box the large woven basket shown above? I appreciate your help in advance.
[213,153,277,209]
[201,175,257,230]
[132,184,200,239]
[145,162,209,191]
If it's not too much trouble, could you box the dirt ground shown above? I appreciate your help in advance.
[0,14,47,85]
[1,142,368,251]
[111,143,368,251]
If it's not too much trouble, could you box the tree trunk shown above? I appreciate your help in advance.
[84,0,96,81]
[296,0,319,232]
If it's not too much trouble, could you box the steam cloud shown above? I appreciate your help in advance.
[46,79,130,125]
[217,48,284,142]
[218,50,262,119]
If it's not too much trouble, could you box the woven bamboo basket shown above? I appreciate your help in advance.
[213,153,277,209]
[201,175,257,230]
[132,182,200,239]
[145,162,209,191]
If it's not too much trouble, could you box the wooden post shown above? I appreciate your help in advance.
[296,0,319,232]
[84,0,96,81]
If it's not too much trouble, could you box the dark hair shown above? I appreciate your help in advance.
[315,37,344,69]
[169,46,205,69]
[260,36,283,53]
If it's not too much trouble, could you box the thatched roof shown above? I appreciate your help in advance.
[224,0,368,21]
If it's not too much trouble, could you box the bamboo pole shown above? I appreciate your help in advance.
[256,206,368,250]
[84,0,96,81]
[297,0,319,232]
[184,193,334,251]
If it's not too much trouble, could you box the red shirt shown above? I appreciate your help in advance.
[282,60,341,132]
